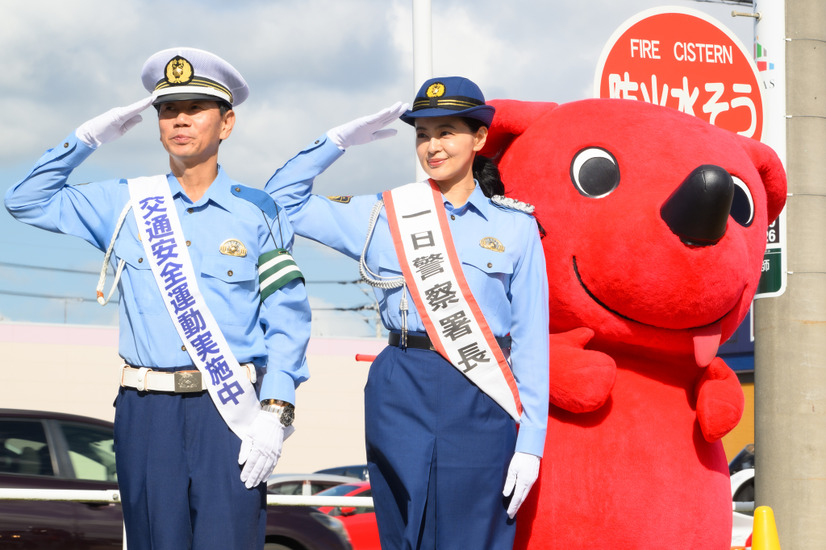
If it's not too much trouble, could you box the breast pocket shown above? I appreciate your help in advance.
[460,248,515,285]
[460,248,515,321]
[115,239,167,315]
[200,254,258,325]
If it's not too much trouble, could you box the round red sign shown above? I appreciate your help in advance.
[595,7,763,140]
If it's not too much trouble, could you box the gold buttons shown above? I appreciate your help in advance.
[138,258,143,263]
[487,262,493,268]
[187,208,194,214]
[227,270,234,277]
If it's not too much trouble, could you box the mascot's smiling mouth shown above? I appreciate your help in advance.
[572,256,739,367]
[572,256,733,331]
[572,256,658,328]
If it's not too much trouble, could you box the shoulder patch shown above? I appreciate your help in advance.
[327,195,352,204]
[231,184,279,218]
[490,194,535,214]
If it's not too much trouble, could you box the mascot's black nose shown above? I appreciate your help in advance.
[660,165,734,246]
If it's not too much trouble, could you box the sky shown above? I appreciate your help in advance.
[0,0,757,336]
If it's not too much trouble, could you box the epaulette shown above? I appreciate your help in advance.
[490,195,535,214]
[231,184,279,218]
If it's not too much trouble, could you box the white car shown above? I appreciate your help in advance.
[730,467,755,547]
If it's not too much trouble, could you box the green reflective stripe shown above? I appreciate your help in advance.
[259,249,304,302]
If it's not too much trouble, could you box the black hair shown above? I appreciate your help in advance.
[153,99,233,115]
[462,118,505,198]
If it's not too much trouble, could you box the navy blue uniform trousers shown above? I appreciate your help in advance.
[365,344,517,550]
[114,382,266,550]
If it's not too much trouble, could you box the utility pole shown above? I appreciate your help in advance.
[753,0,826,546]
[412,0,432,181]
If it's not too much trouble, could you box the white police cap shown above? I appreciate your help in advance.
[141,47,249,107]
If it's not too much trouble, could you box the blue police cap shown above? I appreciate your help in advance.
[141,47,249,107]
[400,76,495,127]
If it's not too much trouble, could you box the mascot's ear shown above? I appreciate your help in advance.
[737,135,788,223]
[482,99,559,161]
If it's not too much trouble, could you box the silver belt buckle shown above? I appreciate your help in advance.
[174,370,203,393]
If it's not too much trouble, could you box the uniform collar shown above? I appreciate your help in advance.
[442,181,491,221]
[167,165,233,209]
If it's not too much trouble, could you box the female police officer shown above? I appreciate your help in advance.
[266,76,549,549]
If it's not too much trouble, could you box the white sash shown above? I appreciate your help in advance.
[127,175,259,437]
[383,181,522,421]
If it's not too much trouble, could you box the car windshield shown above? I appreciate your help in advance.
[317,483,362,497]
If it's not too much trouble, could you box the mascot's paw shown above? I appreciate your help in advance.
[695,357,745,442]
[548,328,616,413]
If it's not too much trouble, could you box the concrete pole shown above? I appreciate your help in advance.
[412,0,432,181]
[753,0,826,546]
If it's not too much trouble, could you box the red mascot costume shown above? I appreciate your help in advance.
[481,99,786,549]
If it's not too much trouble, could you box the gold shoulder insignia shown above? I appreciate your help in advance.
[327,195,352,204]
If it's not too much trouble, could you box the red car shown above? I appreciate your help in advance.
[316,481,380,550]
[0,408,352,550]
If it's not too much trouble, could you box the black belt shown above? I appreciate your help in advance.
[388,332,511,351]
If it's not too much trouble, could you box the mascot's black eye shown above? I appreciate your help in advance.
[571,147,620,198]
[730,175,754,227]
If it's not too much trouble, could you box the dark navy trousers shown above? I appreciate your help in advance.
[365,345,517,550]
[114,384,266,550]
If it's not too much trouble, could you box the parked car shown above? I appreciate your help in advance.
[316,481,372,516]
[315,464,370,481]
[729,444,756,548]
[267,473,361,496]
[0,408,351,550]
[316,481,380,550]
[728,443,755,476]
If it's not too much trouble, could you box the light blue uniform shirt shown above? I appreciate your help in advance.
[4,133,311,404]
[266,135,550,457]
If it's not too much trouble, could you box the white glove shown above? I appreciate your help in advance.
[75,96,154,149]
[327,101,409,149]
[238,410,295,489]
[503,452,541,519]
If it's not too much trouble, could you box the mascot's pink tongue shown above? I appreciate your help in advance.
[692,323,722,367]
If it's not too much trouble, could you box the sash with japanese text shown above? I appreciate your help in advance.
[383,181,522,421]
[127,176,259,437]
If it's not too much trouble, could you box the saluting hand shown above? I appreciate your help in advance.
[75,96,154,149]
[503,451,541,519]
[327,101,409,149]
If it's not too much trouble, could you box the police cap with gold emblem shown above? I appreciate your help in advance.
[400,76,495,127]
[141,47,249,107]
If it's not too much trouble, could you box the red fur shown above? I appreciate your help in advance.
[482,99,786,548]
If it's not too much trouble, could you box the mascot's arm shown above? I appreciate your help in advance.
[694,357,745,442]
[548,327,616,413]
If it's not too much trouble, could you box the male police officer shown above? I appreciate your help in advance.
[5,47,309,549]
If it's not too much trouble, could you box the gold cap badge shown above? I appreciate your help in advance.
[426,82,445,98]
[480,237,505,253]
[164,56,194,86]
[219,239,247,257]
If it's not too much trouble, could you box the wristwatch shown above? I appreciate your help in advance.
[261,399,295,427]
